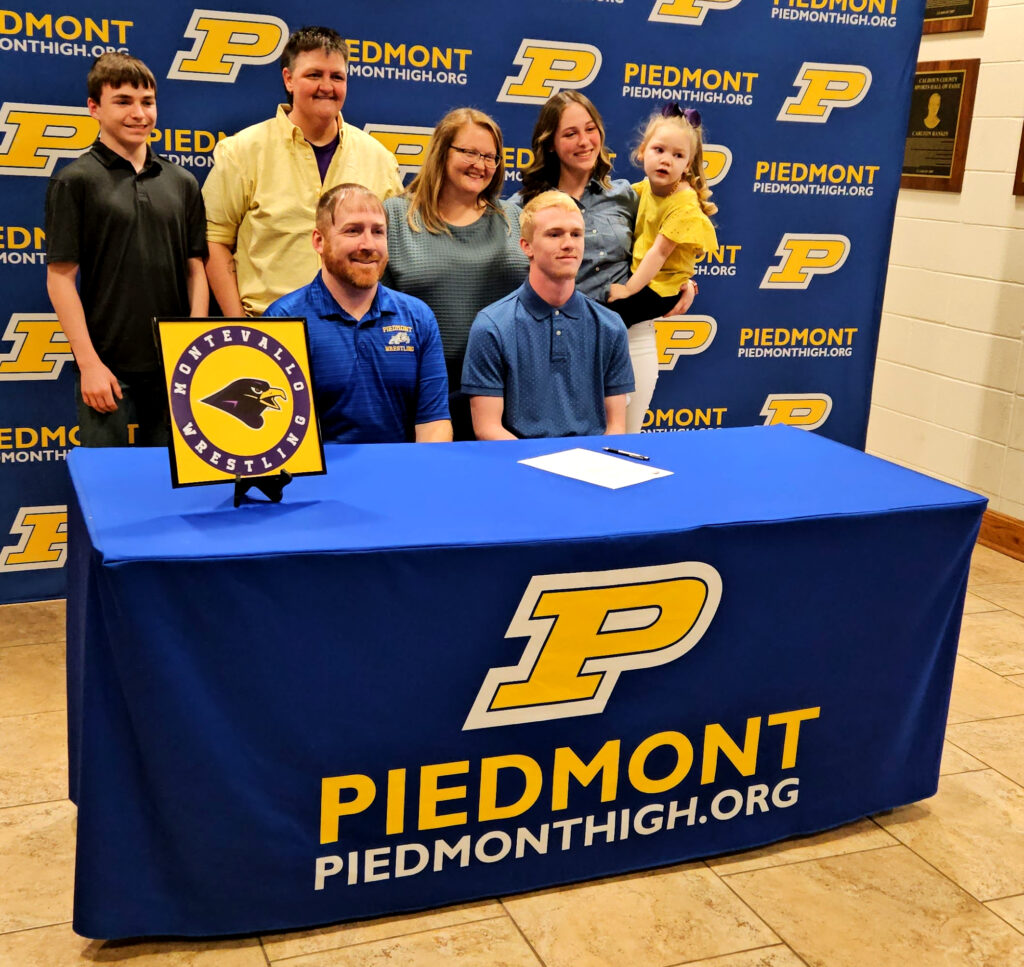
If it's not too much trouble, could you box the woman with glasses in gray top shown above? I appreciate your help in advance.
[383,108,528,439]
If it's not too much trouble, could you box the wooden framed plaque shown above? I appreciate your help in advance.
[901,59,979,192]
[923,0,988,33]
[1014,122,1024,198]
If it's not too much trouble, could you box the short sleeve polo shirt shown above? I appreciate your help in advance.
[461,281,634,439]
[264,277,449,443]
[45,141,207,373]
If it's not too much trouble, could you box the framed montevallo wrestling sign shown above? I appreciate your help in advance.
[156,318,325,488]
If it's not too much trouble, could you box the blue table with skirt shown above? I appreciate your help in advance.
[65,427,986,938]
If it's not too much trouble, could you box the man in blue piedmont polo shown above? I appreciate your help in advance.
[265,184,452,443]
[462,190,633,439]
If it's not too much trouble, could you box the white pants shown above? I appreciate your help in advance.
[625,319,658,435]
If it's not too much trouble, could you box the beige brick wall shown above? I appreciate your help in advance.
[866,0,1024,516]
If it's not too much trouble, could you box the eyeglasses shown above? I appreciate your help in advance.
[449,145,499,168]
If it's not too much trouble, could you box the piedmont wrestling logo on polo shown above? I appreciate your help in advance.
[0,505,67,571]
[157,319,324,486]
[312,562,822,893]
[168,9,286,83]
[0,103,95,176]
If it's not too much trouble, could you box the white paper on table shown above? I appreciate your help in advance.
[518,447,673,489]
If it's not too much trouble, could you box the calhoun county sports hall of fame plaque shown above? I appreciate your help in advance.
[156,318,325,488]
[901,59,978,192]
[923,0,988,34]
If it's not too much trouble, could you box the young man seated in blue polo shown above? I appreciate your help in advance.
[461,190,633,440]
[264,183,451,443]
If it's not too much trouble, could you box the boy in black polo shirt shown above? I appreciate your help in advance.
[45,53,208,446]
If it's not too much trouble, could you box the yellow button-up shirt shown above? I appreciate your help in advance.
[203,105,402,315]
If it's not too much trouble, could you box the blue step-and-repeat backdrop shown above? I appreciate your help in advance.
[0,0,922,603]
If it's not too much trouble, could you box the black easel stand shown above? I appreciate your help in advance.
[233,470,293,508]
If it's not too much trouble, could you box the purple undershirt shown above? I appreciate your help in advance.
[310,132,339,183]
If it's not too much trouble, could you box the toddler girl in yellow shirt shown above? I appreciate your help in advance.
[608,105,719,433]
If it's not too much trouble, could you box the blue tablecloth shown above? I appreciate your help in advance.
[66,427,986,938]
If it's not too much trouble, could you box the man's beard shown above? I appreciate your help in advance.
[324,251,386,290]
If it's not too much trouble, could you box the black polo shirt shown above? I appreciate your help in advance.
[45,140,207,374]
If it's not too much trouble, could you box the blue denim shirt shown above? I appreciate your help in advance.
[508,178,638,303]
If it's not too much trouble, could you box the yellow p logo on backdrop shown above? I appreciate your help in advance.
[760,234,850,289]
[0,507,67,572]
[778,63,872,122]
[761,394,833,430]
[0,315,74,380]
[168,9,288,83]
[0,104,96,177]
[654,316,717,371]
[364,124,433,179]
[464,563,722,729]
[649,0,742,26]
[498,39,602,104]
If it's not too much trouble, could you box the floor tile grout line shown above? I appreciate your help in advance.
[943,733,1019,772]
[709,836,901,879]
[0,706,68,721]
[0,639,66,651]
[984,902,1024,939]
[0,795,73,813]
[701,856,805,959]
[954,764,1024,796]
[0,919,73,939]
[664,940,807,967]
[261,913,511,964]
[954,646,1024,680]
[498,899,548,967]
[708,838,1017,962]
[958,661,1024,680]
[869,830,1015,908]
[948,711,1024,726]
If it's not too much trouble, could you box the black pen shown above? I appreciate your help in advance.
[603,446,650,462]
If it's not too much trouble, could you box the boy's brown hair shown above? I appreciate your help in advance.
[87,52,157,103]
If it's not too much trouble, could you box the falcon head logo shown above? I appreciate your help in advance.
[201,377,287,429]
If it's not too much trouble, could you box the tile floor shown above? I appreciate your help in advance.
[2,544,1024,966]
